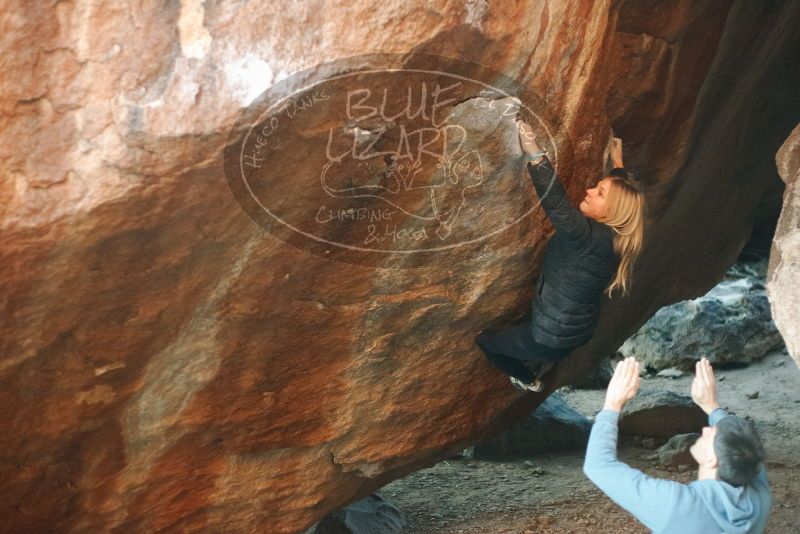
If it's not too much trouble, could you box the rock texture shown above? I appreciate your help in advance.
[620,261,783,371]
[1,1,800,533]
[768,123,800,368]
[570,357,615,389]
[656,433,700,468]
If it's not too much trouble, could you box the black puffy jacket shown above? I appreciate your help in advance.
[526,157,619,348]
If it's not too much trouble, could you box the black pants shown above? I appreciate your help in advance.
[475,321,574,383]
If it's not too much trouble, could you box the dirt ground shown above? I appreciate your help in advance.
[380,349,800,533]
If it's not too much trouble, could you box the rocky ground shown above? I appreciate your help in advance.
[380,349,799,533]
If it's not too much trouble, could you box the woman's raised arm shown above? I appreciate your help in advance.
[517,120,591,244]
[527,158,591,245]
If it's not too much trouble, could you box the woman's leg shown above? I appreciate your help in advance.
[477,323,572,362]
[526,339,574,363]
[476,331,536,382]
[475,323,574,382]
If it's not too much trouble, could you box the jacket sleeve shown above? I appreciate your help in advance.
[526,158,592,245]
[583,410,690,532]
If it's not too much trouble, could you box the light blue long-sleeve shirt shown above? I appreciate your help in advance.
[583,407,772,533]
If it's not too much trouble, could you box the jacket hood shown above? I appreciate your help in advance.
[691,479,766,533]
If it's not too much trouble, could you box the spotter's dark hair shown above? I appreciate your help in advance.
[714,415,766,487]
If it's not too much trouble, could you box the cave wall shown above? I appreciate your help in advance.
[1,0,799,532]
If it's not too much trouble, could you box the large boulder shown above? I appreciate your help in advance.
[619,261,784,371]
[1,1,799,532]
[768,123,800,368]
[619,391,707,438]
[473,393,592,458]
[306,494,405,534]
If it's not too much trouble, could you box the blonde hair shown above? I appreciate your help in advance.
[599,178,645,297]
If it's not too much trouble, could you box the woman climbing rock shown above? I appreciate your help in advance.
[475,121,645,392]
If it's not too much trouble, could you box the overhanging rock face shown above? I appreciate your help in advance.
[1,1,799,532]
[768,123,800,367]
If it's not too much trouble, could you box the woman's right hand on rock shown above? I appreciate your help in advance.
[517,120,543,156]
[610,137,624,167]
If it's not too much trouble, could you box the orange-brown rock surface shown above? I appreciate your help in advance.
[768,123,800,367]
[1,1,799,532]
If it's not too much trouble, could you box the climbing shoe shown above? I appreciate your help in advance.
[509,376,544,393]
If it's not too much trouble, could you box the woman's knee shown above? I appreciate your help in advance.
[481,348,501,367]
[475,332,498,364]
[475,330,489,350]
